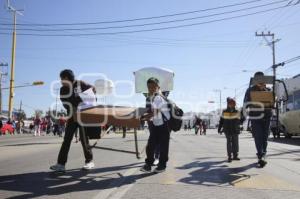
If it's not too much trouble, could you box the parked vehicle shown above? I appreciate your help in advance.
[276,74,300,138]
[1,119,15,135]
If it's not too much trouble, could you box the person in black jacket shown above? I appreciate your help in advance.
[218,98,244,163]
[50,69,95,172]
[243,71,272,168]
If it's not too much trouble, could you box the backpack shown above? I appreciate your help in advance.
[159,95,184,132]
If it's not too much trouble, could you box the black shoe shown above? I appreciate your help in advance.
[228,157,232,163]
[233,157,240,161]
[258,159,267,168]
[154,165,166,173]
[140,164,152,173]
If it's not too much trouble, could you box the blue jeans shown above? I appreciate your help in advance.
[251,119,270,159]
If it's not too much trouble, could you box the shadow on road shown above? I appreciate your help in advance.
[0,163,152,199]
[269,137,300,147]
[177,159,257,187]
[0,143,54,147]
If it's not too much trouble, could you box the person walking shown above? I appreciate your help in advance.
[194,116,203,135]
[50,69,95,172]
[34,116,41,136]
[218,98,244,162]
[243,71,272,168]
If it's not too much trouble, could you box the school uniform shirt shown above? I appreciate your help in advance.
[150,94,171,126]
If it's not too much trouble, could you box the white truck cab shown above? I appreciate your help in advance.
[276,74,300,137]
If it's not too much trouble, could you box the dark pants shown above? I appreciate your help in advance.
[225,133,239,157]
[146,123,170,167]
[57,118,93,165]
[154,145,160,159]
[251,119,270,160]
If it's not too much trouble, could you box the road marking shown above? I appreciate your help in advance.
[233,173,300,191]
[93,163,142,199]
[160,158,177,185]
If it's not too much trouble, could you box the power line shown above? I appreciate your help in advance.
[0,4,296,37]
[0,0,289,32]
[0,0,278,27]
[284,55,300,64]
[265,55,300,71]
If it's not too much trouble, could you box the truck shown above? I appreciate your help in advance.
[275,74,300,138]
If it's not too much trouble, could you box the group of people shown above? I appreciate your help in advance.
[194,117,207,135]
[50,69,273,174]
[183,118,207,136]
[30,116,66,137]
[218,71,272,168]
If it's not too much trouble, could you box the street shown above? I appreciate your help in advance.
[0,130,299,199]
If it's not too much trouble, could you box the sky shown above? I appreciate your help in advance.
[0,0,300,117]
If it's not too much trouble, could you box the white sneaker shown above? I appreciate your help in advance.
[82,162,95,170]
[50,164,65,172]
[153,159,159,166]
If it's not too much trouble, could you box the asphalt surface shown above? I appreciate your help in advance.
[0,129,299,199]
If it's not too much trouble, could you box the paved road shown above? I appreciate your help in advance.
[0,130,299,199]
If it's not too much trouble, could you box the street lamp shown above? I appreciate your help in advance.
[2,81,44,90]
[242,69,256,73]
[1,81,44,118]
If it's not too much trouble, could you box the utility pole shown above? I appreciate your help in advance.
[255,31,279,74]
[0,63,8,114]
[255,31,281,137]
[7,0,23,119]
[54,88,59,118]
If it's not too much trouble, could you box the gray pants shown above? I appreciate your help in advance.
[225,134,239,157]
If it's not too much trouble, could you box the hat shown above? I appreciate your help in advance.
[227,98,236,106]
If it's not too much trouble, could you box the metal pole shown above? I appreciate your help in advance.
[272,35,280,138]
[8,11,17,119]
[55,88,59,118]
[272,34,276,76]
[0,63,8,115]
[55,96,58,118]
[134,128,140,159]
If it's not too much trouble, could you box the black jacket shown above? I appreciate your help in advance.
[243,85,272,119]
[218,108,244,135]
[60,80,94,115]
